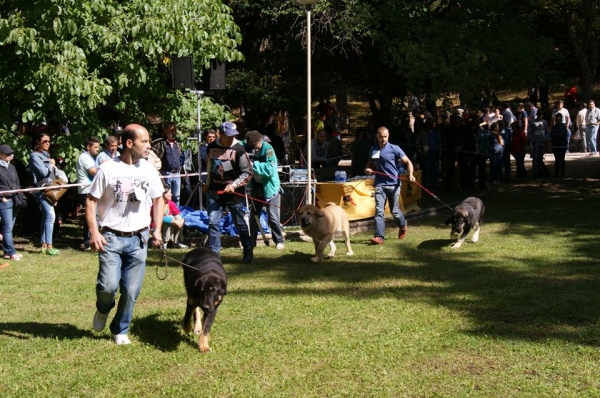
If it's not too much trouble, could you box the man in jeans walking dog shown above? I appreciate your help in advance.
[365,126,415,245]
[86,124,164,345]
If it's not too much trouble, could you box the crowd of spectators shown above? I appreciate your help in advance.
[2,86,600,261]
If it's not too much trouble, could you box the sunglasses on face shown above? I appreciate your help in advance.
[41,140,50,144]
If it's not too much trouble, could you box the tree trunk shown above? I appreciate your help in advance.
[567,1,598,102]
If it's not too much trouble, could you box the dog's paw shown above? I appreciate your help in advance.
[324,253,335,259]
[311,256,322,263]
[450,242,461,249]
[346,251,354,256]
[198,344,212,353]
[193,328,201,335]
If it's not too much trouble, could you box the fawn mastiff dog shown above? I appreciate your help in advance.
[182,247,227,352]
[296,202,354,262]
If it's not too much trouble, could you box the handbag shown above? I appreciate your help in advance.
[43,179,69,204]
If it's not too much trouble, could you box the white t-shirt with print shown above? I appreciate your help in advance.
[89,157,163,232]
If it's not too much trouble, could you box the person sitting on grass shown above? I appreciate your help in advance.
[151,185,188,249]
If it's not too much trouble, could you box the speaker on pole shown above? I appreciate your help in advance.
[210,60,226,90]
[171,56,195,90]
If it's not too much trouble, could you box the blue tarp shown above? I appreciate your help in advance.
[179,206,271,236]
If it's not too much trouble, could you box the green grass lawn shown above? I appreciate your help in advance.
[2,170,600,397]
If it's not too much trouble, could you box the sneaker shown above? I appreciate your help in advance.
[174,242,188,249]
[4,253,22,261]
[112,334,131,345]
[370,236,384,245]
[398,224,408,240]
[93,310,109,332]
[45,247,60,256]
[276,243,285,250]
[84,246,91,251]
[242,249,254,263]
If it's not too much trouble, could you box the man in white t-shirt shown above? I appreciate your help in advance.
[86,124,164,346]
[76,136,101,250]
[576,102,588,152]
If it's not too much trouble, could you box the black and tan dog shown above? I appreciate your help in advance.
[445,197,485,249]
[181,247,227,352]
[296,202,353,262]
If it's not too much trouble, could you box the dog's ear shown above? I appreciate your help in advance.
[444,217,453,226]
[315,208,325,218]
[220,278,227,296]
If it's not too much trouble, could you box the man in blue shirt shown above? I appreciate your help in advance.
[365,126,416,245]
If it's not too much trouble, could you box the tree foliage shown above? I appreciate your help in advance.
[0,0,243,172]
[225,0,562,129]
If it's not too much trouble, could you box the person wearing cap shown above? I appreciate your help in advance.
[202,122,254,263]
[0,144,23,260]
[243,130,285,250]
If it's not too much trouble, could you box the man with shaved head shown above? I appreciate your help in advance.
[86,124,165,345]
[365,126,416,245]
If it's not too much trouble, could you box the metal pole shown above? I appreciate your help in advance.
[190,89,204,209]
[306,5,313,204]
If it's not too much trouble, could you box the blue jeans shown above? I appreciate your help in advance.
[374,185,406,239]
[96,229,149,335]
[250,193,284,245]
[161,172,181,206]
[36,193,55,245]
[587,125,598,153]
[0,199,16,256]
[490,152,503,182]
[206,193,252,254]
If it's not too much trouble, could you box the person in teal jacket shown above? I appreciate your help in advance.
[243,130,285,249]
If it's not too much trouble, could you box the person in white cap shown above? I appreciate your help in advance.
[203,122,255,263]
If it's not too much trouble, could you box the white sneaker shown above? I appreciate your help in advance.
[276,243,285,250]
[112,334,131,345]
[93,310,108,332]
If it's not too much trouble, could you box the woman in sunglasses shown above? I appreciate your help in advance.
[29,132,60,255]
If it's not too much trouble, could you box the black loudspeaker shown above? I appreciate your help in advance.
[210,60,226,90]
[171,56,195,89]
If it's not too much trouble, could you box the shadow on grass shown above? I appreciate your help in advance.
[133,313,194,352]
[0,322,99,340]
[218,167,600,347]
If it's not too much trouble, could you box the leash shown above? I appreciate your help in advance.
[216,190,293,212]
[370,170,454,212]
[155,246,200,280]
